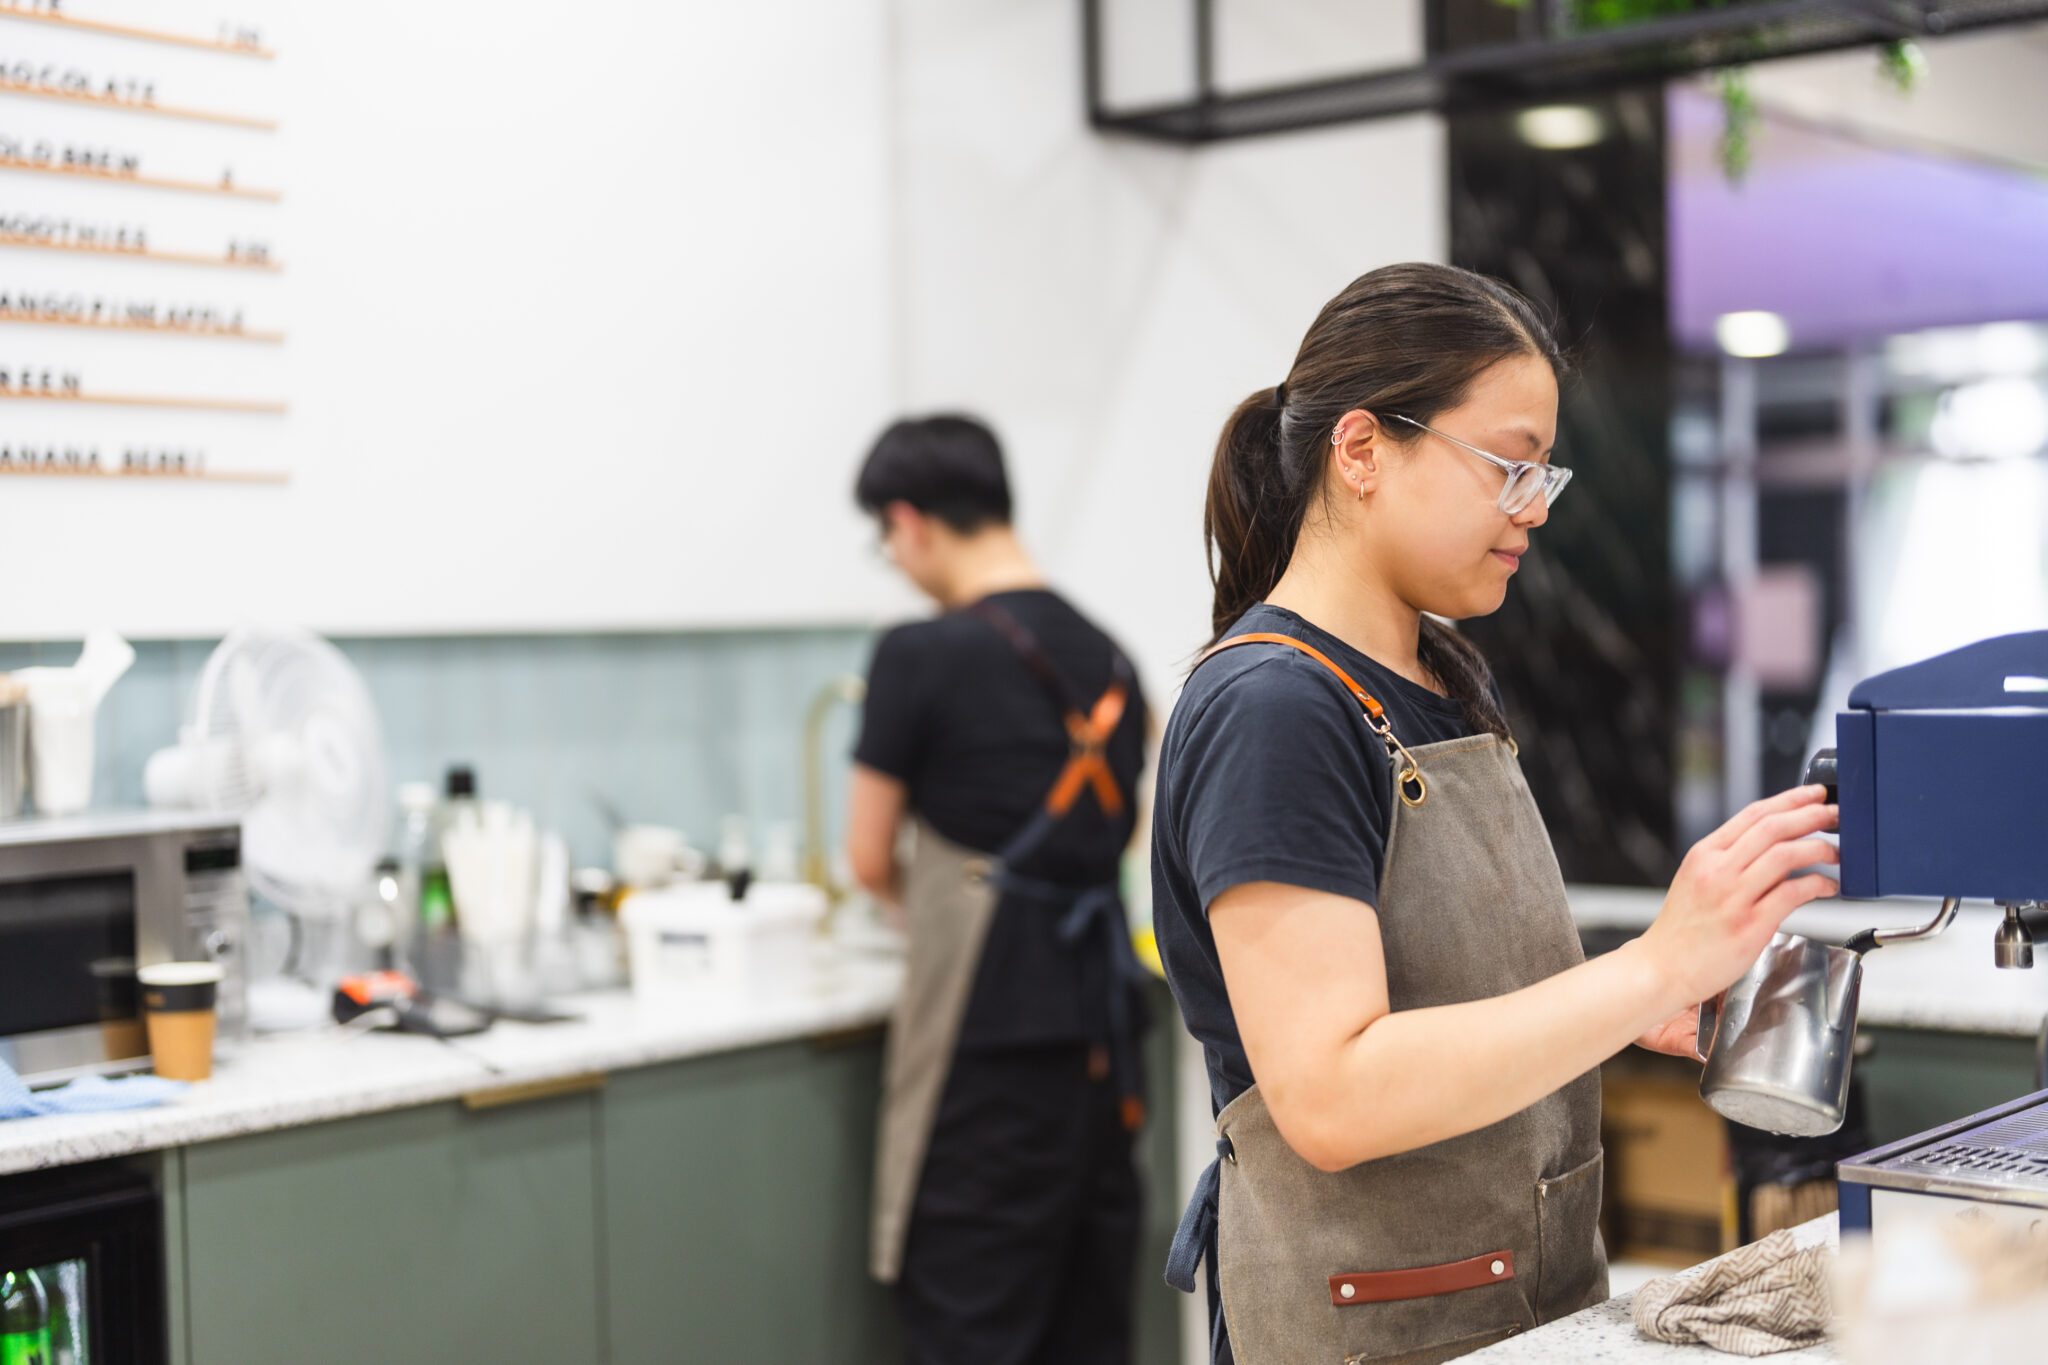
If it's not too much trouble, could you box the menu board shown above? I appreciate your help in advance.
[0,1,900,640]
[0,0,283,484]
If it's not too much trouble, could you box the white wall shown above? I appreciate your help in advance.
[2,0,906,640]
[1741,21,2048,172]
[3,0,1443,664]
[888,0,1444,699]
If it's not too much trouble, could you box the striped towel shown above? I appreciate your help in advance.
[1632,1228,1832,1356]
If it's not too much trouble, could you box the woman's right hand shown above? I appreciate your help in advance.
[1637,784,1841,1009]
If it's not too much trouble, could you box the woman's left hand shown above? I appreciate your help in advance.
[1636,1006,1703,1061]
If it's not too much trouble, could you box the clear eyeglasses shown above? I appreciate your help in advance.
[1384,413,1573,515]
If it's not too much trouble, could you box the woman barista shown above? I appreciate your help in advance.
[1151,263,1840,1364]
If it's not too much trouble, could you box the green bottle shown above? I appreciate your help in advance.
[42,1266,75,1365]
[0,1268,52,1365]
[419,865,455,932]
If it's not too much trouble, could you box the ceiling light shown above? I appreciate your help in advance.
[1514,105,1606,151]
[1715,310,1790,359]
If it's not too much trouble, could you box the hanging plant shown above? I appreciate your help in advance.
[1484,0,1930,184]
[1715,65,1757,183]
[1877,38,1928,93]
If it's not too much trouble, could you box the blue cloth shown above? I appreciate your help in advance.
[0,1053,186,1119]
[1166,1139,1234,1362]
[1164,1137,1230,1293]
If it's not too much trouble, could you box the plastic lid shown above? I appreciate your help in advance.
[397,781,437,811]
[138,961,225,986]
[445,765,477,798]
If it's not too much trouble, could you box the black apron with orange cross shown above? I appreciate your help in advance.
[871,599,1149,1284]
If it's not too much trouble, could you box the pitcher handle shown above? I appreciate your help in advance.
[1696,991,1722,1064]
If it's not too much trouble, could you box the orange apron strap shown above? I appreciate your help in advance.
[1045,679,1129,818]
[965,598,1133,822]
[1194,632,1389,722]
[1195,632,1431,807]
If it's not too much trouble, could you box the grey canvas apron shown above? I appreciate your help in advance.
[869,817,1001,1283]
[1165,633,1606,1365]
[870,605,1142,1283]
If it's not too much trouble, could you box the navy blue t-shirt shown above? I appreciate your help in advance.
[1151,603,1487,1116]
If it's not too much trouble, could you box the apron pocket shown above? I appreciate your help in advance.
[1534,1148,1608,1322]
[1328,1253,1534,1365]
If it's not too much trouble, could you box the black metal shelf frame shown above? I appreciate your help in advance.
[1083,0,2048,144]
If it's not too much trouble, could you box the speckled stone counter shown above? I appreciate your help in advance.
[1570,886,2048,1039]
[0,948,904,1176]
[1467,1214,1840,1363]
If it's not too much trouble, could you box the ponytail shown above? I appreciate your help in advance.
[1419,617,1510,739]
[1196,262,1566,738]
[1203,386,1299,642]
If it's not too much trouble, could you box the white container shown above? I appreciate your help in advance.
[612,824,692,890]
[18,670,96,816]
[621,880,826,1004]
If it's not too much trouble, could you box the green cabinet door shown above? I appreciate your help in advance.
[598,1032,902,1364]
[178,1089,603,1365]
[597,992,1183,1365]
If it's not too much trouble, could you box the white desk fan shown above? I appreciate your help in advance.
[146,627,390,950]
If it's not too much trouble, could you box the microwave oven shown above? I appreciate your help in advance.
[0,811,250,1085]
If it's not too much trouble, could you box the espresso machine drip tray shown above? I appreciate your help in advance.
[1842,1089,2048,1230]
[1875,1108,2048,1196]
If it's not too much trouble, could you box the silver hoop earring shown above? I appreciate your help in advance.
[1331,429,1343,447]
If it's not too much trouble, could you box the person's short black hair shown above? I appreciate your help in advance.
[853,414,1012,533]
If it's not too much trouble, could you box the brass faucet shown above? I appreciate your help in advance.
[802,673,867,907]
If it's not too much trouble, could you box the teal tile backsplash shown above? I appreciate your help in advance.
[0,628,877,870]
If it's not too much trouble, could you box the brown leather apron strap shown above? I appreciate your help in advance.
[1328,1250,1516,1306]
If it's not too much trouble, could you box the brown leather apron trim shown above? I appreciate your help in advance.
[1328,1249,1516,1306]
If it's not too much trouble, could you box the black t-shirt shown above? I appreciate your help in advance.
[1151,603,1484,1116]
[855,588,1148,1047]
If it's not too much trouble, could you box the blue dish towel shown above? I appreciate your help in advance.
[0,1053,187,1119]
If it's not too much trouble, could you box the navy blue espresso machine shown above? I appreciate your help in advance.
[1815,630,2048,1239]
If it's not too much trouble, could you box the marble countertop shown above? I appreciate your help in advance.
[1469,1214,1840,1363]
[0,948,905,1177]
[9,885,2040,1181]
[1569,886,2048,1039]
